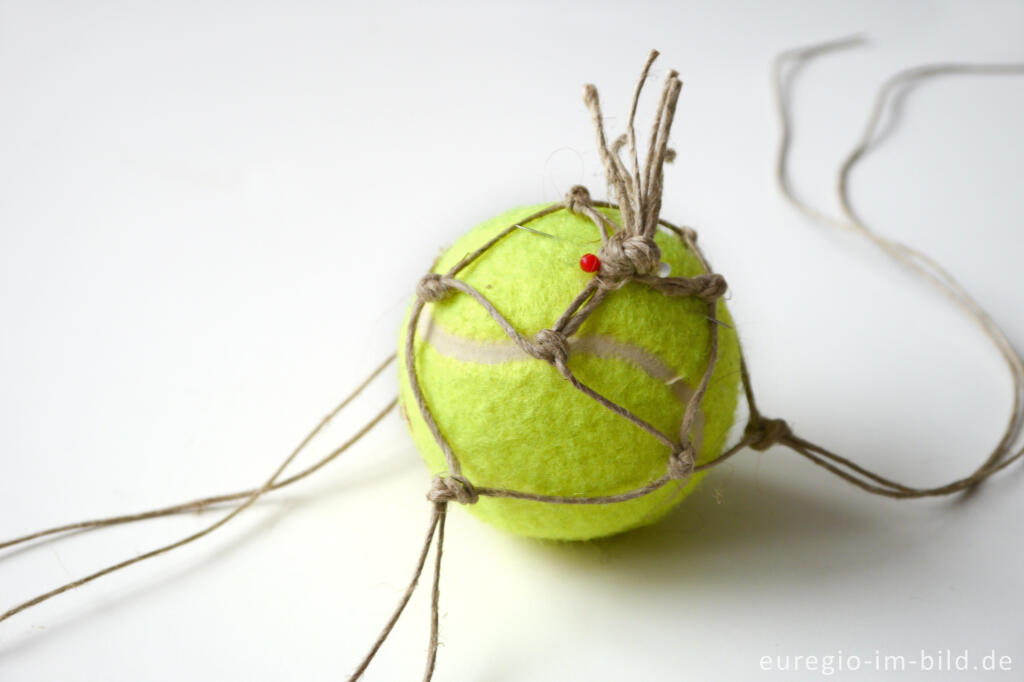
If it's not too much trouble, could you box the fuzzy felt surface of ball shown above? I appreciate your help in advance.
[397,204,741,541]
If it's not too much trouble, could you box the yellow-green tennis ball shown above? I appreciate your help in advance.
[397,204,741,541]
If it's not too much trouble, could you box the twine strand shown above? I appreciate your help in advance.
[424,503,447,682]
[628,50,660,211]
[0,397,397,554]
[835,60,1024,478]
[347,502,444,682]
[0,354,397,624]
[564,185,614,242]
[770,36,1024,496]
[583,84,636,232]
[644,73,682,237]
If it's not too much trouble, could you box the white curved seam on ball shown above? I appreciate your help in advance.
[416,309,707,454]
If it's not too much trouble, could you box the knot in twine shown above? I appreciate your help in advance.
[427,475,479,505]
[530,328,570,374]
[417,273,451,303]
[688,273,729,302]
[667,443,697,480]
[647,272,729,302]
[597,231,662,288]
[564,185,592,215]
[745,417,792,451]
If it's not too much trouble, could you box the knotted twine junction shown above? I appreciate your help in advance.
[2,40,1023,682]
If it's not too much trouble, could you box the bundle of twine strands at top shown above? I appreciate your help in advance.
[2,40,1024,682]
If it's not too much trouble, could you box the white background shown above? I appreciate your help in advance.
[2,1,1023,680]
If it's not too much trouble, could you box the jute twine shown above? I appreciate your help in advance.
[2,41,1023,682]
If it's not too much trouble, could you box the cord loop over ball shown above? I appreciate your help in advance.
[417,273,452,303]
[564,185,592,215]
[597,231,662,288]
[427,475,479,505]
[745,417,792,451]
[667,443,697,480]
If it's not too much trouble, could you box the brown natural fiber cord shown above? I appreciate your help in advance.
[2,44,1023,682]
[772,36,1024,497]
[0,354,397,619]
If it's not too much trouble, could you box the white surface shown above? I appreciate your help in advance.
[2,1,1023,680]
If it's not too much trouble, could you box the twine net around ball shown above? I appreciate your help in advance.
[2,41,1023,682]
[407,199,730,502]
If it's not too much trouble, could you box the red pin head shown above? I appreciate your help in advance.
[579,253,600,273]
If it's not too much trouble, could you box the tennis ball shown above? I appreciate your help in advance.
[397,204,741,541]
